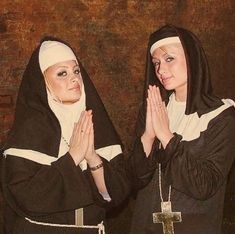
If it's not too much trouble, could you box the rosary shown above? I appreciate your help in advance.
[152,164,182,234]
[62,135,70,147]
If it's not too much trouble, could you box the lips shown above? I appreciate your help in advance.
[69,85,80,91]
[161,76,172,85]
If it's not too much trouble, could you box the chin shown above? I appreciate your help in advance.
[163,85,174,91]
[63,96,81,104]
[72,94,81,100]
[71,97,81,103]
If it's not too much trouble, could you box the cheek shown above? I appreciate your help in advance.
[50,80,67,95]
[77,76,84,89]
[154,71,161,82]
[78,78,83,87]
[180,55,187,70]
[154,67,161,79]
[173,58,187,78]
[179,63,187,80]
[157,75,162,83]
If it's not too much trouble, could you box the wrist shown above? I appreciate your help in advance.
[89,161,103,171]
[141,132,155,144]
[159,132,174,149]
[68,149,84,166]
[86,153,102,168]
[141,133,155,158]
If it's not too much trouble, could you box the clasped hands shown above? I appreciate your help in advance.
[69,110,101,167]
[142,85,174,150]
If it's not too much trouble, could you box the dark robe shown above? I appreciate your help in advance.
[129,25,235,234]
[1,37,130,234]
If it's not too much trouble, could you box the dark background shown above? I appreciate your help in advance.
[0,1,234,233]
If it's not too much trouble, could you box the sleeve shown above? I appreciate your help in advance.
[127,137,160,191]
[127,102,160,191]
[2,152,94,216]
[157,112,235,200]
[86,153,131,207]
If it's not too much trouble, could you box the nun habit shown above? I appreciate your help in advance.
[129,25,235,234]
[2,38,130,234]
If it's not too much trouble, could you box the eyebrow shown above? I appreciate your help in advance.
[152,51,177,60]
[56,66,68,68]
[56,64,80,69]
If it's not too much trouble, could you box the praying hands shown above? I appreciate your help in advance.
[69,110,107,194]
[69,110,101,167]
[141,85,174,156]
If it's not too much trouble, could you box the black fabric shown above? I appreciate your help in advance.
[129,107,235,234]
[4,36,121,155]
[1,37,129,233]
[129,25,235,234]
[142,24,223,120]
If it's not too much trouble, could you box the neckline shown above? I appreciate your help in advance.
[170,93,186,106]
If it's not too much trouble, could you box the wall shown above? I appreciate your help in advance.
[0,1,235,233]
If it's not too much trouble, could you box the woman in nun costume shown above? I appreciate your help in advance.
[2,38,129,234]
[129,25,235,234]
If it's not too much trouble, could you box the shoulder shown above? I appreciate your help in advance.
[206,101,235,135]
[209,99,235,125]
[202,98,234,120]
[195,99,235,135]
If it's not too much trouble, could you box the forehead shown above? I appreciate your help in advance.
[152,43,184,59]
[50,60,78,69]
[44,60,79,76]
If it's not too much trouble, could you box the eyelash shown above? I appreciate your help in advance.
[74,69,81,74]
[166,56,174,62]
[57,71,67,77]
[57,69,81,77]
[153,62,160,67]
[153,56,174,67]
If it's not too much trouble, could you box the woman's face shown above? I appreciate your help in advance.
[152,43,187,99]
[44,60,83,104]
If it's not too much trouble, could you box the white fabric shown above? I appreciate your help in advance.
[4,80,122,169]
[3,148,55,165]
[4,145,122,168]
[150,36,181,55]
[39,41,78,72]
[47,83,86,159]
[25,217,105,233]
[167,93,235,141]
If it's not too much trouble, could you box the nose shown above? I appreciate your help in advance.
[70,74,79,83]
[157,62,166,76]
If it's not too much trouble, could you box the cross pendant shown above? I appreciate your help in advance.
[153,201,182,234]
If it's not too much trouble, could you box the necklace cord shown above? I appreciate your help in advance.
[158,163,171,202]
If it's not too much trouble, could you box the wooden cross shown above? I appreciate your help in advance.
[153,201,182,234]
